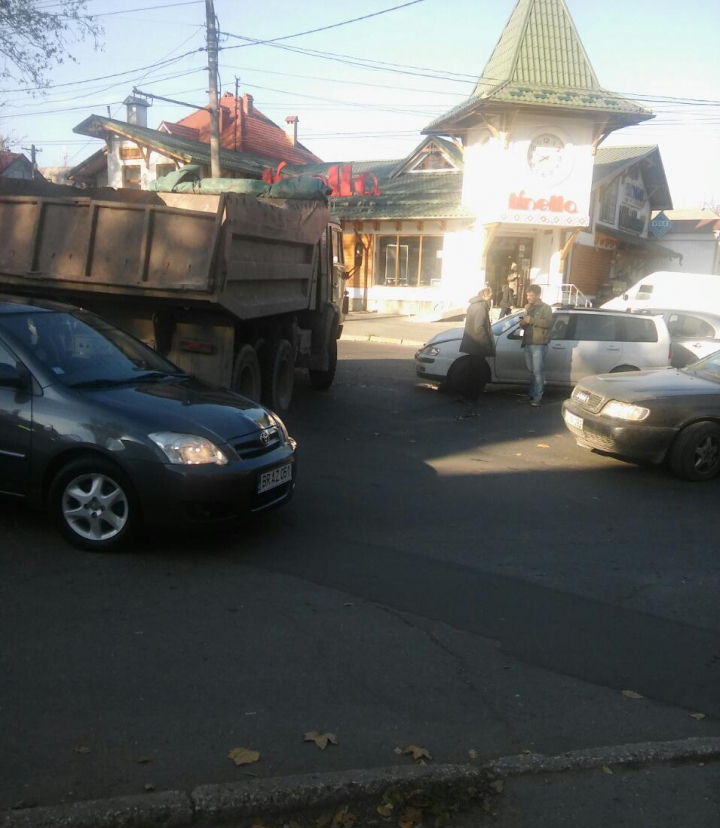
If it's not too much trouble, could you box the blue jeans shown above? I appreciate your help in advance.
[524,344,548,401]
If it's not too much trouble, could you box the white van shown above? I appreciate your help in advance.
[602,271,720,313]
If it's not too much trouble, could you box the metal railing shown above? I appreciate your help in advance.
[559,284,593,308]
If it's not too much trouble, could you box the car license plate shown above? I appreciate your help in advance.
[258,463,292,494]
[564,410,584,430]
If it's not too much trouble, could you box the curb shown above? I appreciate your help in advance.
[3,737,719,828]
[341,333,427,348]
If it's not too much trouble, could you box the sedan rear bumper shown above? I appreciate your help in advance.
[562,401,677,464]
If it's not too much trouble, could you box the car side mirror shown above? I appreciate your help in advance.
[0,363,27,389]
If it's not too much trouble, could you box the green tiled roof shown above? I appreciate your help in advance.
[425,0,652,133]
[283,159,469,222]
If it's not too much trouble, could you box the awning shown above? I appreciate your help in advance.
[595,223,681,258]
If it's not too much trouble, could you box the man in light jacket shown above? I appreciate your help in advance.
[459,287,495,400]
[519,284,552,406]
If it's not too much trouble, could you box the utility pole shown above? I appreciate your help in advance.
[22,144,42,172]
[205,0,221,178]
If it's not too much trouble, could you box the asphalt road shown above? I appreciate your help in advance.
[1,340,719,811]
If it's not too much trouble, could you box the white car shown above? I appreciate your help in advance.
[414,309,672,394]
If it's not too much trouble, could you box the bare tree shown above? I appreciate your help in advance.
[0,0,102,90]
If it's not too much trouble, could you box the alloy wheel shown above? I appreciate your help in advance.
[61,472,129,542]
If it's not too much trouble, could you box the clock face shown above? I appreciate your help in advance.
[527,133,571,181]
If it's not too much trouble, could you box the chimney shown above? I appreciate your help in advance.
[123,95,149,127]
[285,115,299,147]
[243,94,254,115]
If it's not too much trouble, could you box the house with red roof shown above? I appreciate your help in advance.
[71,91,320,190]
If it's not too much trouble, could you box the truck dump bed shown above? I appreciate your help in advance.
[0,180,330,320]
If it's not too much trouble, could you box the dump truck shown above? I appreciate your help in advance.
[0,178,347,412]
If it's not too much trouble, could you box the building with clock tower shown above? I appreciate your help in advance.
[422,0,655,306]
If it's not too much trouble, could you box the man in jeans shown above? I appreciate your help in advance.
[519,284,552,406]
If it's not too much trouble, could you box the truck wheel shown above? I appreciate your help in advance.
[261,338,294,413]
[309,337,338,390]
[49,456,140,552]
[669,421,720,481]
[232,344,261,401]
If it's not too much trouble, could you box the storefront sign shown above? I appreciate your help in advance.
[649,212,673,238]
[499,190,588,226]
[508,191,578,214]
[595,231,617,250]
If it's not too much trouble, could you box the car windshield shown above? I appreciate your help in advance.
[492,312,523,336]
[0,310,184,387]
[682,350,720,383]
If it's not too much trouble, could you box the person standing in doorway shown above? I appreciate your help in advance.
[459,287,495,400]
[519,284,552,406]
[499,281,514,318]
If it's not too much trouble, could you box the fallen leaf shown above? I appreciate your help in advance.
[305,731,338,750]
[621,690,644,699]
[288,821,302,828]
[393,747,403,755]
[602,765,613,775]
[491,780,504,793]
[229,747,260,766]
[400,806,423,825]
[536,443,550,448]
[316,815,332,828]
[402,745,432,763]
[690,712,706,720]
[332,806,356,828]
[520,749,532,755]
[143,784,155,792]
[73,746,91,754]
[377,804,394,818]
[468,749,478,759]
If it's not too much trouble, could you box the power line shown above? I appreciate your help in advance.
[219,0,427,50]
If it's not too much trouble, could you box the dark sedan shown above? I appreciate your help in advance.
[0,297,296,551]
[562,351,720,481]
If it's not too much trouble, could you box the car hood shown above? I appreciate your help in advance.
[424,327,464,347]
[77,376,274,443]
[577,367,720,402]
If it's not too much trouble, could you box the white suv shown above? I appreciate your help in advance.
[415,309,672,394]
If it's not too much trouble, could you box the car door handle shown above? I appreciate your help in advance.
[606,345,622,351]
[551,344,565,349]
[693,344,703,348]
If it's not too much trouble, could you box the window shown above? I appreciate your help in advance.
[378,235,443,287]
[155,164,175,179]
[666,314,715,339]
[122,165,142,190]
[574,314,617,342]
[636,284,654,300]
[0,340,17,370]
[331,229,344,265]
[549,312,571,341]
[600,178,619,224]
[621,317,659,343]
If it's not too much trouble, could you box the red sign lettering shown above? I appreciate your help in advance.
[508,191,577,214]
[262,163,382,197]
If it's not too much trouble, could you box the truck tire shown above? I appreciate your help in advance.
[309,336,338,390]
[261,338,294,413]
[232,344,261,401]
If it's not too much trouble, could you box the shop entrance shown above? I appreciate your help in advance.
[486,236,534,307]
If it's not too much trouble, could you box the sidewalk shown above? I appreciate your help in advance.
[341,311,461,349]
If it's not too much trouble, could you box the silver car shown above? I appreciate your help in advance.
[639,309,720,368]
[415,309,672,394]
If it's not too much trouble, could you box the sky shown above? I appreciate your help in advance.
[2,0,719,208]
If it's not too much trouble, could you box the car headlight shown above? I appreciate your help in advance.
[270,413,290,442]
[149,432,228,465]
[600,400,650,422]
[421,345,441,356]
